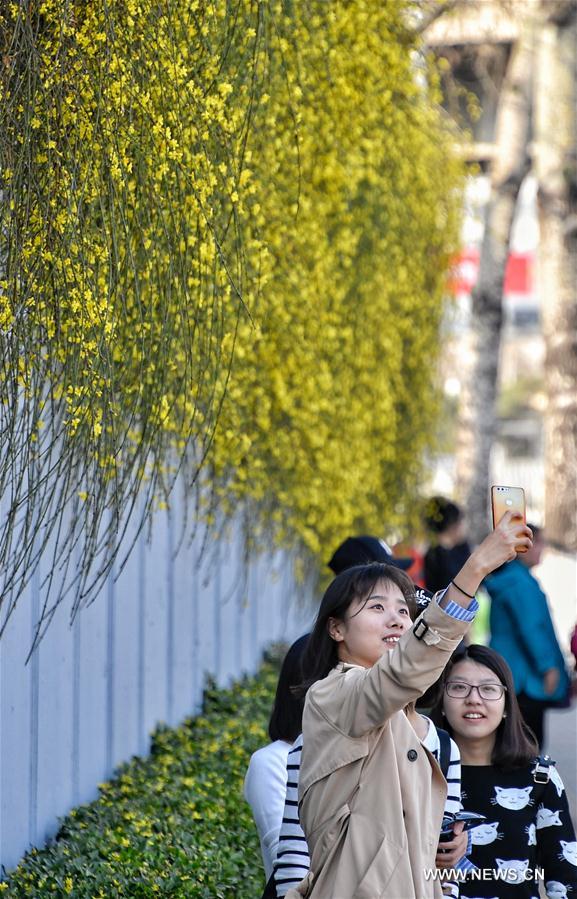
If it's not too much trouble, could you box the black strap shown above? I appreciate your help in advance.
[437,726,451,779]
[528,755,556,811]
[261,873,276,899]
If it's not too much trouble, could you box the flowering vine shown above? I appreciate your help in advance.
[0,0,463,640]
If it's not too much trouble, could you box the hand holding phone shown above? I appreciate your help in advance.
[439,811,486,842]
[491,486,527,553]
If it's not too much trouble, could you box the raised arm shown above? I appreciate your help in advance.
[440,511,532,612]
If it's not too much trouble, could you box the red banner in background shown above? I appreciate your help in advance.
[449,249,533,296]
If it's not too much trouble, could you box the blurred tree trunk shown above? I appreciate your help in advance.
[534,0,577,551]
[456,12,535,544]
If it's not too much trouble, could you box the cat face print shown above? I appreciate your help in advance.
[491,785,533,810]
[470,821,503,845]
[559,841,577,866]
[536,805,563,829]
[495,858,530,885]
[525,822,537,845]
[546,883,571,899]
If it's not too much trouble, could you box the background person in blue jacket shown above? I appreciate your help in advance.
[485,524,570,750]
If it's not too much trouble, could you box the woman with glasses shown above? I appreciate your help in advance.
[431,644,577,898]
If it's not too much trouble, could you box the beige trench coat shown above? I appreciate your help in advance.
[291,600,471,899]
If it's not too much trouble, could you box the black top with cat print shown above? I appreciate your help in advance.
[459,763,577,899]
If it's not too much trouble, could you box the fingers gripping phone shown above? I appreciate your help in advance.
[439,811,486,842]
[491,485,527,552]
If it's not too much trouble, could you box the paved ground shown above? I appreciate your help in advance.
[512,549,576,898]
[547,701,577,825]
[539,704,575,899]
[534,548,577,826]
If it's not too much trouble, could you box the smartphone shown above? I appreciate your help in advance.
[491,485,527,552]
[439,811,486,842]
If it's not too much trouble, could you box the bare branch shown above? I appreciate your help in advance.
[415,0,461,35]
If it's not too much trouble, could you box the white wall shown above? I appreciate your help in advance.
[0,503,316,871]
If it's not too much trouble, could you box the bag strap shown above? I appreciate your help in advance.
[261,873,276,899]
[531,754,555,785]
[531,755,556,808]
[436,726,452,779]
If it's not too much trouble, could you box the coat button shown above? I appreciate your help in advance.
[407,749,418,761]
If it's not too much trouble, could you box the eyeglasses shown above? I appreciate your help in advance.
[445,681,507,700]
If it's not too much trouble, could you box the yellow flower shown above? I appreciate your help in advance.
[1,0,464,610]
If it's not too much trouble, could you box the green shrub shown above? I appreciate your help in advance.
[3,662,280,897]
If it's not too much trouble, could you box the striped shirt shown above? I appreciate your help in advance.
[273,735,307,897]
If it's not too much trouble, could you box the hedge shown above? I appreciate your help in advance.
[2,661,280,897]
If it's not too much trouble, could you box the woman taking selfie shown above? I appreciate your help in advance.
[289,512,531,899]
[431,644,577,898]
[274,590,467,898]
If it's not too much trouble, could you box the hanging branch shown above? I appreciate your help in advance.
[0,0,262,638]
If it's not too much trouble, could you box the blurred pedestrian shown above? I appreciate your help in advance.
[423,497,471,595]
[327,534,413,575]
[485,524,571,750]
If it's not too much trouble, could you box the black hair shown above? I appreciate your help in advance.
[424,496,462,535]
[268,634,309,742]
[429,644,538,770]
[296,562,417,696]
